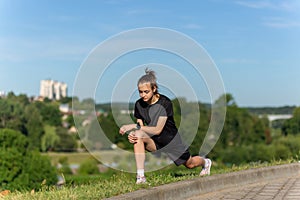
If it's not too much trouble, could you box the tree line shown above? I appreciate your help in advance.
[1,92,300,160]
[0,92,77,152]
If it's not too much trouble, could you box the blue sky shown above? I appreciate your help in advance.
[0,0,299,107]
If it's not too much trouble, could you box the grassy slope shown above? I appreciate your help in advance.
[3,159,295,200]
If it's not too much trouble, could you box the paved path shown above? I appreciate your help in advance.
[107,163,300,200]
[188,174,300,200]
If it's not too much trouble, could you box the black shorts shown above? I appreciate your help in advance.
[152,133,191,166]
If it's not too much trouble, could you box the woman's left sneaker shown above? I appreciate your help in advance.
[136,176,147,184]
[200,158,212,176]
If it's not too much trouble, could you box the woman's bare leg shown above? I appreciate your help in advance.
[133,130,156,170]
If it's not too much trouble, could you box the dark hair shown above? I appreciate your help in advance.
[137,68,158,94]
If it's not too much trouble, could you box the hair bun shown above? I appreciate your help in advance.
[145,68,156,78]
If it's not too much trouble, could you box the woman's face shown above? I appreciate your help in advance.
[138,82,156,103]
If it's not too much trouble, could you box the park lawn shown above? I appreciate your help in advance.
[4,166,200,200]
[43,152,100,165]
[3,159,293,200]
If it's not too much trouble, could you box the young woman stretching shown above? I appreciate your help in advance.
[119,69,211,184]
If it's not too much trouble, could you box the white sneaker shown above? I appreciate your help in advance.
[200,158,212,176]
[136,176,146,184]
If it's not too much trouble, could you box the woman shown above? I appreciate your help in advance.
[119,68,211,184]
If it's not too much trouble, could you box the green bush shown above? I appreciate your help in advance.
[250,144,274,162]
[221,146,251,164]
[0,129,57,191]
[78,157,100,175]
[273,143,291,160]
[276,135,300,156]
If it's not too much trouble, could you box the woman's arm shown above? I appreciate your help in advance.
[119,119,144,135]
[119,116,167,136]
[139,116,167,136]
[136,119,144,127]
[119,123,136,135]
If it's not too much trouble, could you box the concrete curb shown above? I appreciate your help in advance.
[105,163,300,200]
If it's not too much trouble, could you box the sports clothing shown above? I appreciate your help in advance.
[136,176,146,184]
[134,94,191,166]
[200,158,212,176]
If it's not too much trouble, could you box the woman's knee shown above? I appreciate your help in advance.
[184,157,196,169]
[184,162,194,169]
[134,130,148,140]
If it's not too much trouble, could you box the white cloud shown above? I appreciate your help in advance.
[235,0,275,9]
[235,0,300,29]
[125,8,170,17]
[235,0,300,12]
[262,17,300,28]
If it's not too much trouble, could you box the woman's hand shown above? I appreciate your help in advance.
[119,124,136,135]
[128,132,138,144]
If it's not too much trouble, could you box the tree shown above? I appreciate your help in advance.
[0,95,27,134]
[66,114,75,127]
[217,95,266,147]
[98,112,125,149]
[189,103,210,155]
[282,107,300,135]
[15,94,30,107]
[209,94,268,163]
[215,93,236,107]
[24,104,44,150]
[59,96,73,104]
[0,99,11,127]
[0,129,57,191]
[34,102,62,126]
[6,91,16,100]
[41,125,60,152]
[54,127,77,152]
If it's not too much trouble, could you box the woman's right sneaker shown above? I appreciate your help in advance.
[136,176,146,184]
[200,158,212,176]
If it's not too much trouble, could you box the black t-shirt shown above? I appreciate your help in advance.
[134,94,178,147]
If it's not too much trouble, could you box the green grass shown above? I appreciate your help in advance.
[42,152,95,165]
[3,159,296,200]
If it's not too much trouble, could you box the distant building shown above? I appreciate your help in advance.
[59,103,70,113]
[40,80,67,100]
[0,91,5,98]
[120,109,134,114]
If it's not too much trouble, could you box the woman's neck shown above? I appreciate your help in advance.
[149,94,160,105]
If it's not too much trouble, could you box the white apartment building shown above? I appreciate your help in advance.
[40,80,67,100]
